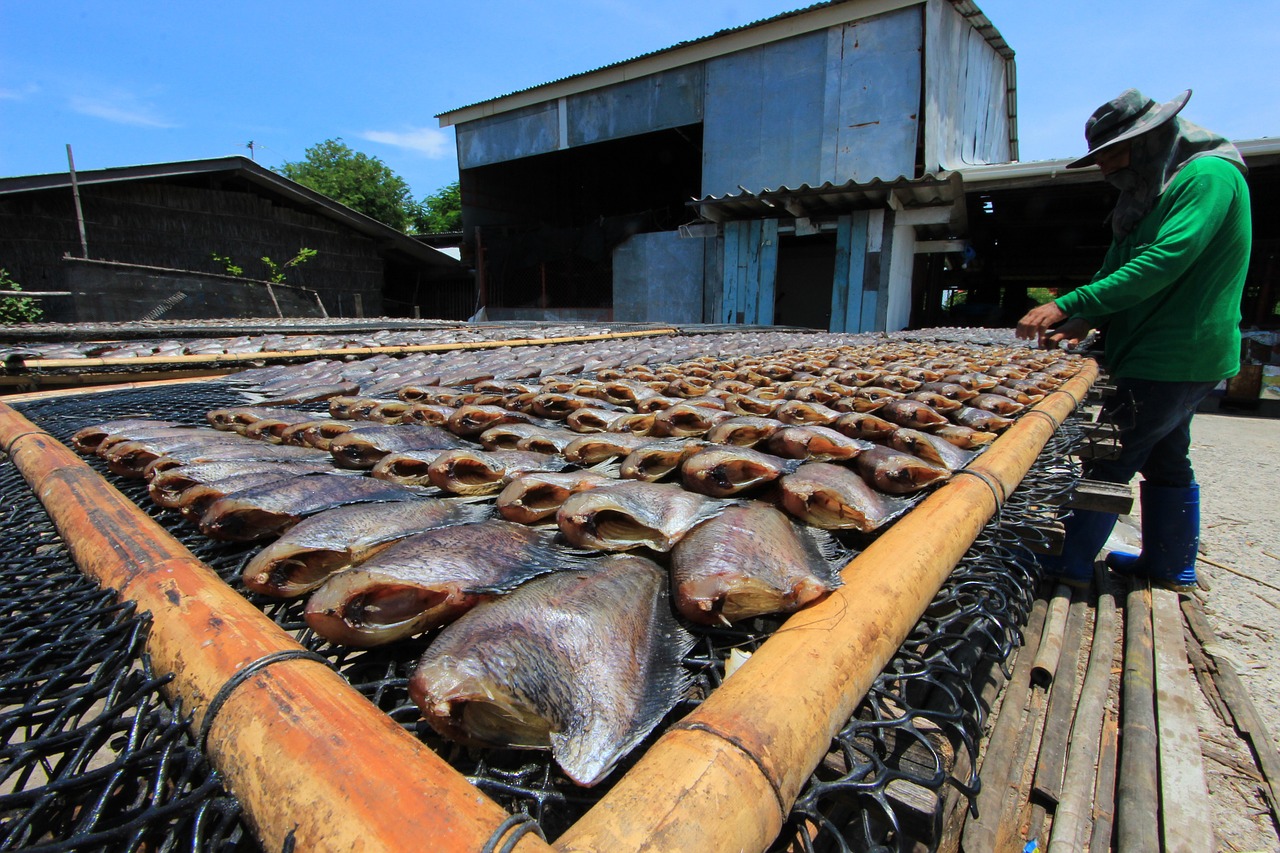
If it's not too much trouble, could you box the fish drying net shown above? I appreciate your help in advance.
[2,375,1090,852]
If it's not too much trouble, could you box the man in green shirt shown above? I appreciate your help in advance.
[1015,88,1251,588]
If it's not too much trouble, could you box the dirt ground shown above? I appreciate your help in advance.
[1178,410,1280,850]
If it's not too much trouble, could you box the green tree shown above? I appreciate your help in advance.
[0,268,43,324]
[277,139,414,231]
[413,181,462,233]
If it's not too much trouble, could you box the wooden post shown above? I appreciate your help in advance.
[66,144,90,259]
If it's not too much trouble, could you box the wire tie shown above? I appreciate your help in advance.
[1,429,50,456]
[196,649,334,753]
[482,812,546,853]
[952,469,1006,511]
[1021,409,1062,432]
[1044,387,1082,408]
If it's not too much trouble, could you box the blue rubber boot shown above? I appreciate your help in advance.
[1040,508,1118,588]
[1106,482,1200,589]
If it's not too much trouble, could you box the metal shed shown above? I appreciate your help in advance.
[436,0,1014,331]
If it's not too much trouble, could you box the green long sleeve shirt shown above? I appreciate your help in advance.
[1054,156,1252,381]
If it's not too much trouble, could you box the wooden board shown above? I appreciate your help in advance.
[1151,588,1213,853]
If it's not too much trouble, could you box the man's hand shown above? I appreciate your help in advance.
[1042,318,1093,350]
[1016,301,1068,340]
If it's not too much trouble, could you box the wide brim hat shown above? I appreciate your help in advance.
[1065,88,1191,169]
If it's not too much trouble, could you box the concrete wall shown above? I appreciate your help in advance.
[613,232,706,323]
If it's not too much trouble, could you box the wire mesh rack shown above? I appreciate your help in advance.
[1,376,1087,852]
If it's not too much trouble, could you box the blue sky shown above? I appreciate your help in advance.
[2,1,1276,203]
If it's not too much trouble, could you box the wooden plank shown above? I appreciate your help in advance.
[1152,588,1213,853]
[1088,709,1120,853]
[830,214,852,333]
[960,597,1049,852]
[1057,479,1134,515]
[1182,596,1280,827]
[757,219,778,325]
[743,220,762,325]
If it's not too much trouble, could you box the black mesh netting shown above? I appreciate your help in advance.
[2,378,1089,852]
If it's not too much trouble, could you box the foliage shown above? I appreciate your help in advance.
[0,268,43,324]
[260,248,318,283]
[1026,287,1056,305]
[413,181,462,234]
[211,248,315,284]
[210,252,243,277]
[277,138,414,231]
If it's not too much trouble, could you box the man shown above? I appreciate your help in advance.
[1015,88,1252,588]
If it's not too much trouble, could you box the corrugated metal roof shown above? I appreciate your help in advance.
[690,171,964,228]
[0,157,461,269]
[437,0,1013,125]
[958,136,1280,191]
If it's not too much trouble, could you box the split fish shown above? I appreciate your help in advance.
[207,407,325,433]
[703,416,786,447]
[70,419,182,453]
[446,404,540,438]
[904,390,963,414]
[140,441,334,479]
[777,462,910,532]
[765,425,873,462]
[427,449,571,495]
[830,412,899,443]
[408,553,694,787]
[680,445,803,497]
[618,440,707,482]
[649,404,736,438]
[887,428,975,471]
[773,400,841,426]
[148,459,335,508]
[328,424,470,469]
[877,399,951,431]
[933,424,998,449]
[561,432,657,465]
[854,445,951,495]
[402,403,458,426]
[199,474,425,541]
[277,419,356,450]
[952,406,1015,432]
[305,519,589,646]
[968,393,1026,417]
[496,470,619,524]
[557,480,732,551]
[242,498,492,597]
[565,408,639,433]
[671,503,846,624]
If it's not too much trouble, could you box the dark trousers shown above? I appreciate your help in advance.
[1085,378,1219,489]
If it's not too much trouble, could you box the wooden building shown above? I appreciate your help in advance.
[437,0,1014,331]
[0,157,472,323]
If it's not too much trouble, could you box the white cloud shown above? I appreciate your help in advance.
[358,127,452,158]
[69,94,174,128]
[0,83,39,101]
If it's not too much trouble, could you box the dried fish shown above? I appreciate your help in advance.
[681,445,804,497]
[199,475,424,541]
[495,470,619,524]
[778,462,909,532]
[854,445,951,495]
[427,449,570,495]
[328,424,469,469]
[557,480,732,551]
[671,503,846,623]
[408,553,693,787]
[242,498,492,597]
[305,519,588,646]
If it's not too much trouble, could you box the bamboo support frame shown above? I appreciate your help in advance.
[5,327,678,371]
[1118,583,1160,852]
[556,361,1100,853]
[0,403,554,853]
[0,357,1098,853]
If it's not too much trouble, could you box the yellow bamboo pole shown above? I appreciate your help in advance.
[555,360,1099,853]
[1,372,231,400]
[0,403,553,853]
[8,327,678,370]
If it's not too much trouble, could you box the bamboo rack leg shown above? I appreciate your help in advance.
[1152,587,1213,852]
[0,404,553,853]
[1118,582,1160,852]
[1048,565,1117,853]
[555,364,1099,853]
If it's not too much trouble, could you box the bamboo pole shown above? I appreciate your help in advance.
[555,362,1099,853]
[1032,586,1088,804]
[1048,567,1117,853]
[1,372,230,404]
[0,403,553,853]
[1117,582,1160,852]
[7,328,678,371]
[1031,583,1073,685]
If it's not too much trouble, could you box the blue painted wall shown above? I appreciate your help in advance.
[569,67,703,147]
[456,101,560,170]
[613,231,706,323]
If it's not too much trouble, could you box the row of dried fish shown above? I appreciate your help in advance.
[1,321,639,362]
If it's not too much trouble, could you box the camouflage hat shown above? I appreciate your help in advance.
[1066,88,1192,169]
